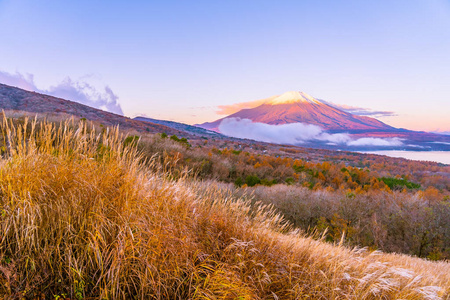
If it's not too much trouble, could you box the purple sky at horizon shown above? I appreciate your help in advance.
[0,0,449,132]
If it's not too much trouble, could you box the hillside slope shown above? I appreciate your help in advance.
[0,83,184,135]
[134,116,225,138]
[0,118,448,299]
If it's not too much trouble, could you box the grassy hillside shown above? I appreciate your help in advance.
[133,131,450,260]
[0,117,449,299]
[0,83,185,136]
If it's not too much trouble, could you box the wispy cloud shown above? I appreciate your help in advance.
[218,118,403,147]
[0,70,123,115]
[216,98,270,115]
[320,100,397,118]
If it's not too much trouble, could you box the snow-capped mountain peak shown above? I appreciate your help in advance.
[267,91,321,105]
[198,90,395,132]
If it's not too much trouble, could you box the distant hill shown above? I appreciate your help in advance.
[0,83,185,136]
[134,116,225,138]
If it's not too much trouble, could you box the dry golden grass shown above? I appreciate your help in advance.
[0,117,448,299]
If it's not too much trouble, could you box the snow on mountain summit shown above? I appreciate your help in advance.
[267,91,321,105]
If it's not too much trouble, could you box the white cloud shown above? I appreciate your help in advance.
[46,77,123,115]
[219,118,324,144]
[347,137,403,146]
[0,71,36,91]
[218,118,404,147]
[0,70,123,115]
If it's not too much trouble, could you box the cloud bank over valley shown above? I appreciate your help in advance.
[218,118,404,147]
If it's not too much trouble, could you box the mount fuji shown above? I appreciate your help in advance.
[196,91,450,150]
[198,91,395,133]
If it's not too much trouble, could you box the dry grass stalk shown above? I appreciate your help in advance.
[0,116,448,299]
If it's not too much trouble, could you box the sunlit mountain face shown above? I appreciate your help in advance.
[198,91,394,133]
[196,91,450,151]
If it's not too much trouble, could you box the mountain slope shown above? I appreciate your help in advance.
[134,116,225,138]
[198,91,395,132]
[0,83,184,135]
